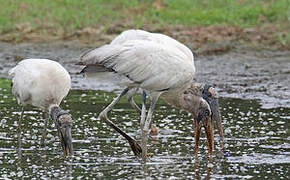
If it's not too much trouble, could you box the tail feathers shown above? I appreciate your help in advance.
[77,44,124,74]
[79,44,124,66]
[8,66,16,76]
[80,64,115,74]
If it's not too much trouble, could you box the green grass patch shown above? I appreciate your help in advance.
[152,0,289,26]
[0,78,11,89]
[0,0,289,34]
[0,0,116,33]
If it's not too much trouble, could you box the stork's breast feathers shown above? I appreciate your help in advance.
[80,40,195,91]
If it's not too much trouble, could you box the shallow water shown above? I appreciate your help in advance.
[1,42,290,108]
[0,79,289,179]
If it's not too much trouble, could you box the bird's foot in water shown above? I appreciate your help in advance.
[147,152,153,157]
[150,123,158,135]
[128,140,153,158]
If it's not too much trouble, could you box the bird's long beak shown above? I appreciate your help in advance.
[58,121,73,156]
[49,105,74,156]
[194,105,214,157]
[208,98,224,149]
[202,115,214,157]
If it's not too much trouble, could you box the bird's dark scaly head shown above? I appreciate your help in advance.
[202,84,222,128]
[181,83,216,156]
[179,83,212,124]
[196,99,212,124]
[49,105,73,156]
[202,84,224,147]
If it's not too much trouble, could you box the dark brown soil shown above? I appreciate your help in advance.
[0,23,289,55]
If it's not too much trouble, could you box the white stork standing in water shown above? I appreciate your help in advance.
[9,59,73,156]
[78,29,223,161]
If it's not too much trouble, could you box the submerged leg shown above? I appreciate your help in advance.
[141,93,160,162]
[99,88,142,156]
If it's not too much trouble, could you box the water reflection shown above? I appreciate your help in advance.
[0,83,289,179]
[194,157,213,180]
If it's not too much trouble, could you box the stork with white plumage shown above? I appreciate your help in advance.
[9,59,73,156]
[78,29,223,161]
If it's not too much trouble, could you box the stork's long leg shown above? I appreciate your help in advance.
[140,91,147,161]
[18,107,24,135]
[129,89,158,134]
[41,113,49,146]
[99,87,142,156]
[128,88,141,113]
[17,107,24,153]
[141,93,160,162]
[140,91,147,130]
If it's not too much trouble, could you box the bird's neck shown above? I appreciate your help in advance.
[161,83,204,114]
[161,91,187,111]
[48,104,69,121]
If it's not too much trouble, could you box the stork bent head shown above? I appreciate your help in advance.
[49,105,73,156]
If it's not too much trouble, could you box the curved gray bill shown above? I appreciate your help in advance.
[59,125,73,156]
[208,98,224,149]
[195,107,214,156]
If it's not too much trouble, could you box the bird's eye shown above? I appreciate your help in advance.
[205,109,210,116]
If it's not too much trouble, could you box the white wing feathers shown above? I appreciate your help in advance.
[80,40,195,91]
[111,29,194,64]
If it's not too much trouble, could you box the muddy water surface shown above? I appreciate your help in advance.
[0,42,289,179]
[0,83,289,179]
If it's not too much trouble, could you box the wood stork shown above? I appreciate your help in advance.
[78,29,223,161]
[9,59,73,156]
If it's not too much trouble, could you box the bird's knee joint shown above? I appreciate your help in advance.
[127,96,133,102]
[99,112,107,120]
[142,127,150,134]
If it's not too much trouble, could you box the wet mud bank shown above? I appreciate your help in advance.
[0,41,289,108]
